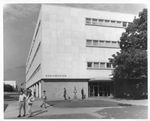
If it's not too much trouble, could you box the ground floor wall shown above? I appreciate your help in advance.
[42,79,88,100]
[27,79,114,100]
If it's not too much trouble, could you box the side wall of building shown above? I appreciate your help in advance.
[26,10,42,90]
[41,80,88,100]
[41,5,134,79]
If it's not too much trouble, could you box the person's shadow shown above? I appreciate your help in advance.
[31,109,48,117]
[31,105,52,117]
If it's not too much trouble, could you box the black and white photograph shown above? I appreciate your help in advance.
[2,0,148,120]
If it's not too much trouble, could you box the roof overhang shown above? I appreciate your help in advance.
[89,76,114,82]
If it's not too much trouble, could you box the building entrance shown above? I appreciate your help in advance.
[89,81,114,97]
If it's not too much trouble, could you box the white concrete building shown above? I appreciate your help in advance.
[26,5,135,100]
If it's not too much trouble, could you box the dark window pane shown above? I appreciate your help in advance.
[107,63,111,68]
[87,62,92,68]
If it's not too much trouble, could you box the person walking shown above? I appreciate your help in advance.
[40,90,47,108]
[63,88,67,100]
[18,90,26,117]
[81,88,84,99]
[26,91,35,117]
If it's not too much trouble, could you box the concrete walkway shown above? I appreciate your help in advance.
[4,97,148,119]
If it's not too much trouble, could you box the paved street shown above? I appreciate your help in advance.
[4,95,148,119]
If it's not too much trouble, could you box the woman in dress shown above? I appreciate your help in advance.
[26,91,35,117]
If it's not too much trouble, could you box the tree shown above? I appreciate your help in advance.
[4,84,15,92]
[110,9,147,80]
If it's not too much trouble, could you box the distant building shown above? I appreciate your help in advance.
[4,80,16,89]
[26,5,135,100]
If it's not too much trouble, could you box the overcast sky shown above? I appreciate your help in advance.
[3,3,147,87]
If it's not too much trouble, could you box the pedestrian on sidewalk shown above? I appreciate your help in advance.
[17,90,26,117]
[63,88,67,100]
[26,90,35,117]
[40,90,47,108]
[81,88,85,99]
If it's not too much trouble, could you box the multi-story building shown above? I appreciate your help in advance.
[25,4,135,100]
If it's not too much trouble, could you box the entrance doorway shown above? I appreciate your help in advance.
[89,81,114,97]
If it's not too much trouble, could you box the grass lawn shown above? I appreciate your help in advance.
[4,104,8,111]
[4,92,18,101]
[4,92,19,112]
[96,105,148,119]
[47,99,125,108]
[29,113,98,119]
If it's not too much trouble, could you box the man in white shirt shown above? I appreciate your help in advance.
[18,90,26,117]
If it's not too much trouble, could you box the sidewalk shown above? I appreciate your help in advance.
[4,97,148,119]
[4,98,105,119]
[4,98,46,119]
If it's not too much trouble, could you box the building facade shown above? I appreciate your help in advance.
[26,5,135,100]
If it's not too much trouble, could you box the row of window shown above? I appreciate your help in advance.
[26,42,41,75]
[86,39,119,48]
[27,20,41,66]
[87,62,113,69]
[27,64,41,82]
[85,18,130,27]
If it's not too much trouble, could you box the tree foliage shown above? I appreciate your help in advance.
[4,84,15,92]
[110,9,147,80]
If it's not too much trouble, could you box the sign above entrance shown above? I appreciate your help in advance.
[45,74,67,77]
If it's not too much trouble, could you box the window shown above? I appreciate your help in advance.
[100,40,105,43]
[123,22,127,27]
[107,63,111,68]
[86,18,91,24]
[87,62,113,69]
[112,41,117,43]
[86,39,92,46]
[87,62,92,68]
[117,21,121,23]
[98,19,104,24]
[94,62,99,68]
[105,20,110,22]
[100,63,105,68]
[93,40,99,46]
[111,20,116,23]
[99,19,104,22]
[92,19,97,25]
[106,41,111,43]
[35,21,41,40]
[85,17,129,28]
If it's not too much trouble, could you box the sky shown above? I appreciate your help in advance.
[3,3,147,87]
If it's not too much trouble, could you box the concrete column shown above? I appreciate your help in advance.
[39,81,41,98]
[36,83,39,97]
[31,86,34,96]
[35,84,38,97]
[32,85,35,97]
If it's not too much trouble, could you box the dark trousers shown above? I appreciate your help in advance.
[64,94,67,100]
